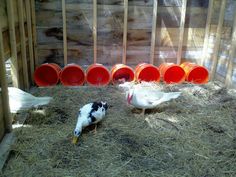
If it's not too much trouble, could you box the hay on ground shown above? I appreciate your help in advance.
[2,82,236,177]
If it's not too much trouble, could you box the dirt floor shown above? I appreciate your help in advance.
[1,81,236,177]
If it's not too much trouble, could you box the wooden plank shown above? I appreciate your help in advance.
[0,98,4,141]
[93,0,97,63]
[37,45,203,66]
[0,0,20,30]
[36,26,232,47]
[31,0,39,66]
[225,2,236,87]
[0,133,16,171]
[122,0,128,64]
[34,0,216,8]
[62,0,68,66]
[36,6,211,29]
[150,0,158,64]
[25,0,35,84]
[201,0,213,66]
[0,23,12,133]
[6,0,20,88]
[210,0,227,80]
[18,0,29,90]
[177,0,187,64]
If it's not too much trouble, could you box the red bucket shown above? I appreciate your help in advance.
[111,64,134,84]
[60,64,85,86]
[159,63,185,84]
[34,63,61,86]
[135,63,160,82]
[86,64,110,86]
[180,62,209,84]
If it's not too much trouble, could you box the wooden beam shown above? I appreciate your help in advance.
[18,0,29,90]
[0,24,12,133]
[201,0,214,66]
[6,0,20,88]
[122,0,128,64]
[62,0,68,66]
[150,0,158,64]
[210,0,227,80]
[225,2,236,87]
[93,0,97,63]
[177,0,187,65]
[0,133,16,171]
[31,0,39,67]
[25,0,35,84]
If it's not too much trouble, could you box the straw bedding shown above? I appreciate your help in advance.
[1,82,236,177]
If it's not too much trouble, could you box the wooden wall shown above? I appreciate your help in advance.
[34,0,236,87]
[0,93,5,141]
[0,0,35,90]
[0,0,35,140]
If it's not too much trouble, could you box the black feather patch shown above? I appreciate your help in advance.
[91,102,99,111]
[90,115,96,123]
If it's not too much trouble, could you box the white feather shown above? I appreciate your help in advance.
[0,87,52,113]
[126,86,181,109]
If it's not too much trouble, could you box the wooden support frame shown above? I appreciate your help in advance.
[177,0,187,65]
[0,23,12,133]
[31,0,38,67]
[225,2,236,87]
[93,0,97,64]
[210,0,227,80]
[150,0,158,65]
[62,0,68,66]
[122,0,128,64]
[6,0,20,88]
[25,0,35,83]
[18,0,30,90]
[201,0,214,66]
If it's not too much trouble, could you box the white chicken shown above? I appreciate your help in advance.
[72,101,108,144]
[0,87,52,113]
[120,82,181,114]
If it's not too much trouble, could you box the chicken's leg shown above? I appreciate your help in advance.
[141,109,145,116]
[93,124,97,134]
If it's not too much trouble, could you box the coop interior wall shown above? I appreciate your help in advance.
[34,0,236,86]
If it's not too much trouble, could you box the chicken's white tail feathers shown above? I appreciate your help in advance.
[34,97,52,107]
[161,92,181,102]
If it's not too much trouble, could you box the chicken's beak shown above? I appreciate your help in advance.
[72,136,78,144]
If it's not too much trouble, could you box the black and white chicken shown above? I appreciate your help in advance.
[72,101,108,144]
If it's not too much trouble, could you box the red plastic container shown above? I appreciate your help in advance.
[34,63,61,86]
[135,63,160,82]
[60,64,85,86]
[86,64,110,86]
[111,64,134,84]
[180,62,209,84]
[159,63,185,84]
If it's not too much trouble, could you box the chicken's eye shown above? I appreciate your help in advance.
[74,130,80,135]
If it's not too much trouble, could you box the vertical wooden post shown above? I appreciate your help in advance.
[150,0,158,65]
[6,0,20,88]
[201,0,214,66]
[62,0,68,66]
[225,1,236,87]
[18,0,30,90]
[93,0,97,64]
[0,25,12,133]
[210,0,226,80]
[122,0,128,64]
[25,0,35,84]
[31,0,39,67]
[177,0,187,65]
